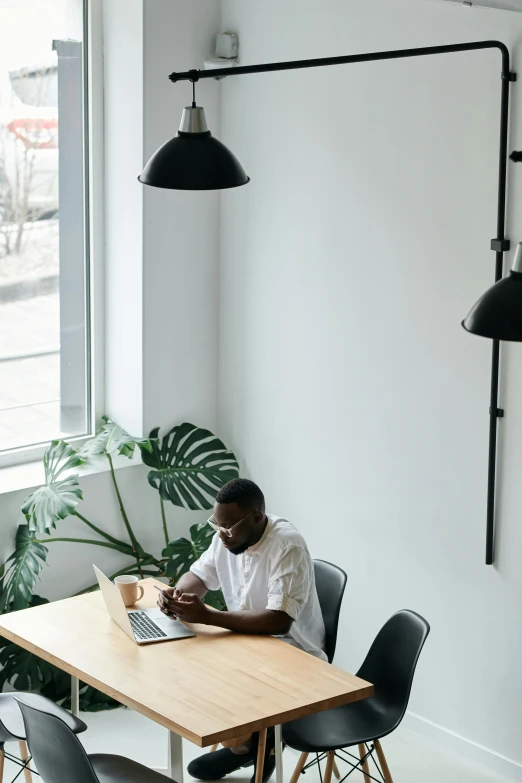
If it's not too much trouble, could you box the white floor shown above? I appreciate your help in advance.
[2,707,514,783]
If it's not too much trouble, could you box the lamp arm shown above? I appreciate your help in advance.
[170,41,514,566]
[169,40,510,82]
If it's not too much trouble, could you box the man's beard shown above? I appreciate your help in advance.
[227,541,250,556]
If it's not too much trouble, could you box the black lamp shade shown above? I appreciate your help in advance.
[462,270,522,341]
[139,131,250,191]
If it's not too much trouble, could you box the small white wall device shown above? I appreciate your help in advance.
[203,32,239,78]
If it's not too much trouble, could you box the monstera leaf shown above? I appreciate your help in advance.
[45,439,84,476]
[22,441,83,533]
[141,423,239,510]
[162,522,214,579]
[78,416,152,460]
[162,523,225,610]
[0,525,48,612]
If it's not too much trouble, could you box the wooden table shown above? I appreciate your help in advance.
[0,579,373,782]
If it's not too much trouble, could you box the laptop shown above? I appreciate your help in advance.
[93,565,195,645]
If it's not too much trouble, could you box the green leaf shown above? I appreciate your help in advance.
[78,416,152,460]
[21,440,84,533]
[0,641,55,691]
[22,475,82,534]
[161,524,214,576]
[0,525,48,612]
[140,423,239,510]
[44,440,85,480]
[40,658,72,702]
[162,522,214,578]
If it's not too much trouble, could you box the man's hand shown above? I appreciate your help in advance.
[159,591,210,624]
[157,587,183,619]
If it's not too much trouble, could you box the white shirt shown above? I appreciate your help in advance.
[191,515,327,661]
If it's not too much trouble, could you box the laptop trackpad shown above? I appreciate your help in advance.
[143,607,193,635]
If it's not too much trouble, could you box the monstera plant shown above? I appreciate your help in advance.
[0,418,239,710]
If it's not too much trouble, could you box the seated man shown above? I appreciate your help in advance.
[158,477,326,783]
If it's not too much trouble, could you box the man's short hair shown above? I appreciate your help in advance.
[216,478,265,513]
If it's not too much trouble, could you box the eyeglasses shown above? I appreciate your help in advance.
[207,511,254,538]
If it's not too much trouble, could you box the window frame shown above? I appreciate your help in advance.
[0,0,104,470]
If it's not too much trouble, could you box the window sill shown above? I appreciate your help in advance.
[0,451,141,497]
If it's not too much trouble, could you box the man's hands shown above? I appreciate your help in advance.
[158,588,210,624]
[157,572,210,623]
[157,580,293,635]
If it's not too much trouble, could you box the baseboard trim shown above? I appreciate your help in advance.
[403,711,522,782]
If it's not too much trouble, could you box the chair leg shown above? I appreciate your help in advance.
[374,740,393,783]
[18,741,33,783]
[210,744,219,752]
[0,747,4,783]
[255,729,267,783]
[289,751,308,783]
[332,758,341,779]
[323,751,335,783]
[358,744,371,782]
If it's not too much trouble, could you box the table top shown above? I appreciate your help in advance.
[0,578,373,746]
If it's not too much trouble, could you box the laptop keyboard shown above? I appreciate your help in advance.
[129,611,167,640]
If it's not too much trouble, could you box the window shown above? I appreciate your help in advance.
[0,0,92,458]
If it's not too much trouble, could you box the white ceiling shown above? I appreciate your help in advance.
[440,0,522,11]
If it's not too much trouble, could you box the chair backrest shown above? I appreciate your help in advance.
[313,559,347,663]
[17,699,99,783]
[356,609,430,732]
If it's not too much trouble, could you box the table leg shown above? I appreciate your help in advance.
[168,731,183,782]
[71,676,79,716]
[275,725,283,783]
[255,728,267,783]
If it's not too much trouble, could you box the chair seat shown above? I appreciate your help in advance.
[90,754,176,783]
[282,698,402,752]
[0,692,87,743]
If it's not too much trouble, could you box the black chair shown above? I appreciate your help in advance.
[16,698,176,783]
[283,610,430,783]
[313,559,347,664]
[0,692,87,783]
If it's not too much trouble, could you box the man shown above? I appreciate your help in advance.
[158,477,326,783]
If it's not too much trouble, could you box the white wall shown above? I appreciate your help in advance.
[218,0,522,775]
[104,0,221,436]
[104,0,144,436]
[142,0,221,434]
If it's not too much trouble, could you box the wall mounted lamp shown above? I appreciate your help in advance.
[139,40,519,565]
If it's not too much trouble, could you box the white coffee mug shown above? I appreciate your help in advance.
[114,575,144,607]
